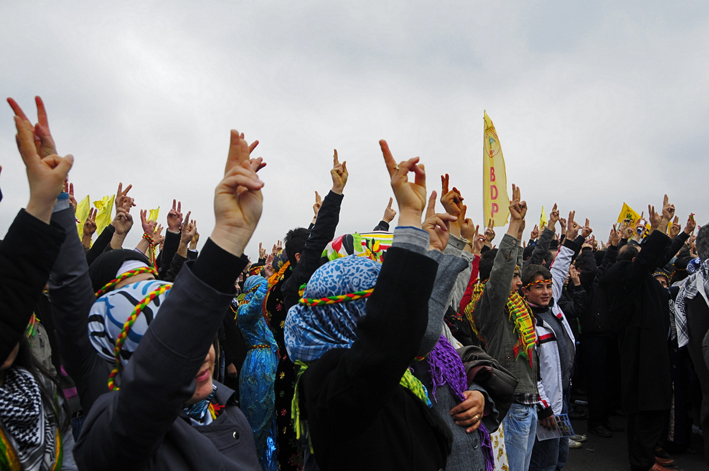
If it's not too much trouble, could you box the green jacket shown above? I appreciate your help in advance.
[474,234,538,398]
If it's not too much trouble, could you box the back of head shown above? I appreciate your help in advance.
[285,227,310,267]
[521,264,552,287]
[523,245,534,261]
[89,249,151,294]
[284,256,381,363]
[617,245,639,262]
[478,249,498,281]
[697,224,709,262]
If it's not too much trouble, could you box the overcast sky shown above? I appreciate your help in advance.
[1,1,707,256]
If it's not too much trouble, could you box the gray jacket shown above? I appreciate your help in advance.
[472,234,538,398]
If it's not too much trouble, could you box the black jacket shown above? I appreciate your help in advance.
[300,246,452,471]
[0,209,65,364]
[600,230,672,412]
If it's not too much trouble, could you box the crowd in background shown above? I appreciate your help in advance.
[1,96,707,471]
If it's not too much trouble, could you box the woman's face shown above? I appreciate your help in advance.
[186,345,216,405]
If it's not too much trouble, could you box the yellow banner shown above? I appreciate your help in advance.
[483,112,510,227]
[76,195,90,239]
[616,202,640,225]
[94,195,115,236]
[539,206,547,231]
[148,207,160,222]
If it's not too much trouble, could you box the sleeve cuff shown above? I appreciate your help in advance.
[190,238,247,293]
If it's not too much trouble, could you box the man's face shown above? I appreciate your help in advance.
[523,274,553,307]
[510,271,522,295]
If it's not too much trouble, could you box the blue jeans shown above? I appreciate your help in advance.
[503,403,538,471]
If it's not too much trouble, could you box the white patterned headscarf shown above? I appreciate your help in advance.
[675,258,709,348]
[88,279,172,365]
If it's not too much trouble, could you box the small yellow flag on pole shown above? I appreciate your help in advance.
[539,206,547,230]
[148,207,160,223]
[94,195,115,236]
[483,112,510,227]
[617,202,640,225]
[76,195,91,239]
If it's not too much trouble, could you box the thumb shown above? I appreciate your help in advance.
[55,154,74,177]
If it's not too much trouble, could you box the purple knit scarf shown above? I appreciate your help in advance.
[427,335,494,471]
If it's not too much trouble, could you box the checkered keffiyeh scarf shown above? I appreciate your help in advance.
[0,368,56,470]
[675,258,709,348]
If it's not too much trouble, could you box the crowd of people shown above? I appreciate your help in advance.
[1,95,707,471]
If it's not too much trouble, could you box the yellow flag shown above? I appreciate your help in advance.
[94,195,115,236]
[148,207,160,223]
[483,112,510,227]
[616,202,640,225]
[539,206,547,230]
[76,195,91,239]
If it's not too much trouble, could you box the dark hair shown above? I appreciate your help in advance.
[284,228,310,268]
[523,245,534,261]
[478,249,498,281]
[521,264,552,287]
[12,337,71,430]
[617,245,639,262]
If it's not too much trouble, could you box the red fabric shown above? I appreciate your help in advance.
[459,255,480,314]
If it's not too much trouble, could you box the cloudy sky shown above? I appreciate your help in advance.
[1,1,707,256]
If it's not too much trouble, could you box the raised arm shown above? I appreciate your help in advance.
[282,149,348,309]
[74,129,263,470]
[1,97,70,363]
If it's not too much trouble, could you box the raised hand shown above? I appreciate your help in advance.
[167,199,183,232]
[460,205,476,242]
[380,140,426,228]
[508,184,527,221]
[140,209,156,235]
[11,112,74,224]
[180,212,196,245]
[330,149,348,195]
[383,197,397,223]
[115,182,134,213]
[84,208,98,237]
[661,194,675,223]
[440,174,464,218]
[484,218,496,246]
[7,96,58,159]
[684,214,697,235]
[530,224,539,240]
[559,217,567,236]
[313,191,322,217]
[259,242,266,260]
[608,224,621,247]
[648,203,662,230]
[566,211,579,240]
[547,203,559,231]
[189,222,199,250]
[423,190,456,252]
[211,129,264,256]
[581,218,593,238]
[669,216,681,238]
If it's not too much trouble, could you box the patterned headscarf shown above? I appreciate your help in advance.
[321,232,393,264]
[241,275,268,306]
[284,255,381,363]
[675,258,709,348]
[88,279,173,365]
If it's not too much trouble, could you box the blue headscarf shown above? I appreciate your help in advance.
[284,255,381,363]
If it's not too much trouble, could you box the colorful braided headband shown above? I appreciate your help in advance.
[299,288,375,307]
[524,278,552,289]
[108,284,172,390]
[95,266,157,298]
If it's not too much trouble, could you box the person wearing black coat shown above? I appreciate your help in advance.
[600,201,675,471]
